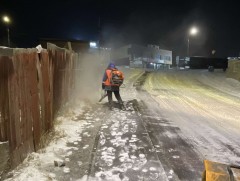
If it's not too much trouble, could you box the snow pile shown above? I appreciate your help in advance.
[198,70,240,98]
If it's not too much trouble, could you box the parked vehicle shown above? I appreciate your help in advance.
[185,56,228,72]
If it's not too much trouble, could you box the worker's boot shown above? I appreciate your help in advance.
[118,101,125,110]
[108,101,113,110]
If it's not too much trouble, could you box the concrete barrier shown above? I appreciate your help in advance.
[227,59,240,81]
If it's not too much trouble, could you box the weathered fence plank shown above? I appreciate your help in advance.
[0,56,11,142]
[47,43,76,116]
[38,50,53,132]
[9,49,35,167]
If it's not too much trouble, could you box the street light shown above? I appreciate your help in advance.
[187,27,198,57]
[2,15,11,47]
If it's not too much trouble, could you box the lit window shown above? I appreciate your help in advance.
[90,42,97,48]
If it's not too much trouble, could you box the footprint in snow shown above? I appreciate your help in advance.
[63,167,70,173]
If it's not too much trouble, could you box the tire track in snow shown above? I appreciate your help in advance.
[136,99,204,181]
[135,72,204,180]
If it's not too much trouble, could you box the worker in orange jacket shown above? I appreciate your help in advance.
[102,63,124,110]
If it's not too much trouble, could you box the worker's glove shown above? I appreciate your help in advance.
[102,83,105,89]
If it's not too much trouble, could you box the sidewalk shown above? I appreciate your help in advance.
[87,100,168,181]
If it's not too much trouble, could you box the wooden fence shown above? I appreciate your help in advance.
[0,44,77,168]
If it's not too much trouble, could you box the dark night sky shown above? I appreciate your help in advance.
[0,0,239,57]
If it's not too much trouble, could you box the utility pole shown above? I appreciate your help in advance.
[7,27,10,47]
[98,16,101,56]
[2,15,11,47]
[187,27,198,57]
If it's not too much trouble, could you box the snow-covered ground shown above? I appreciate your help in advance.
[2,68,240,180]
[142,69,240,165]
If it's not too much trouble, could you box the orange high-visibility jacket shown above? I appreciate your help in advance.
[103,68,124,87]
[103,69,114,86]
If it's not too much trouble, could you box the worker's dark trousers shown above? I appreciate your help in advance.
[107,90,123,105]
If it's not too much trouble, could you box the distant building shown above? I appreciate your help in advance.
[143,45,172,69]
[176,56,189,68]
[111,44,172,69]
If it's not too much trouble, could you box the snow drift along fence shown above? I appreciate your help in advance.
[0,44,77,168]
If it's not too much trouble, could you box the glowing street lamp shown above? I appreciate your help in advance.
[187,27,198,57]
[190,27,198,35]
[2,15,11,47]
